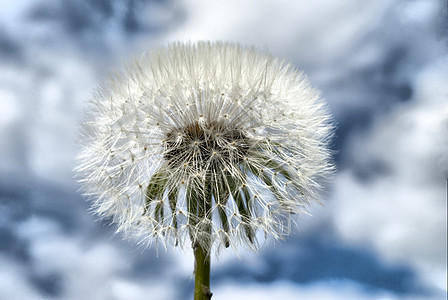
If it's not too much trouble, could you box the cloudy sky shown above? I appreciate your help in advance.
[0,0,447,299]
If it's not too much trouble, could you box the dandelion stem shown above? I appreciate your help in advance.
[192,176,212,300]
[193,177,213,300]
[194,242,212,300]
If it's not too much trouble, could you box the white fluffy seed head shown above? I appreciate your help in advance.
[75,41,334,253]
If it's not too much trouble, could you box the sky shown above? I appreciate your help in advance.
[0,0,447,299]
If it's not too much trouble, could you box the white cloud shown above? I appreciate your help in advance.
[212,279,441,300]
[0,40,97,182]
[15,216,180,300]
[331,56,448,293]
[0,0,36,27]
[397,0,440,25]
[0,89,21,125]
[168,0,392,62]
[110,278,176,300]
[0,256,48,300]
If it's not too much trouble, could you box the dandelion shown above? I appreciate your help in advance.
[76,41,333,300]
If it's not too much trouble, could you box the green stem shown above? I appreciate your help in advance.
[194,243,212,300]
[192,176,213,299]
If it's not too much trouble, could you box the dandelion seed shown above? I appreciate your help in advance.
[75,41,333,300]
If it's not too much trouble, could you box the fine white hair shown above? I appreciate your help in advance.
[75,41,334,253]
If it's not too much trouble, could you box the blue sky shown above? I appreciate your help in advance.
[0,0,447,299]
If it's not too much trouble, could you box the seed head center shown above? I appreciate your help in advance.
[164,121,250,169]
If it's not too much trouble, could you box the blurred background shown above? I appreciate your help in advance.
[0,0,447,299]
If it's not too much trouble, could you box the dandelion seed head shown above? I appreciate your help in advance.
[76,41,334,253]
